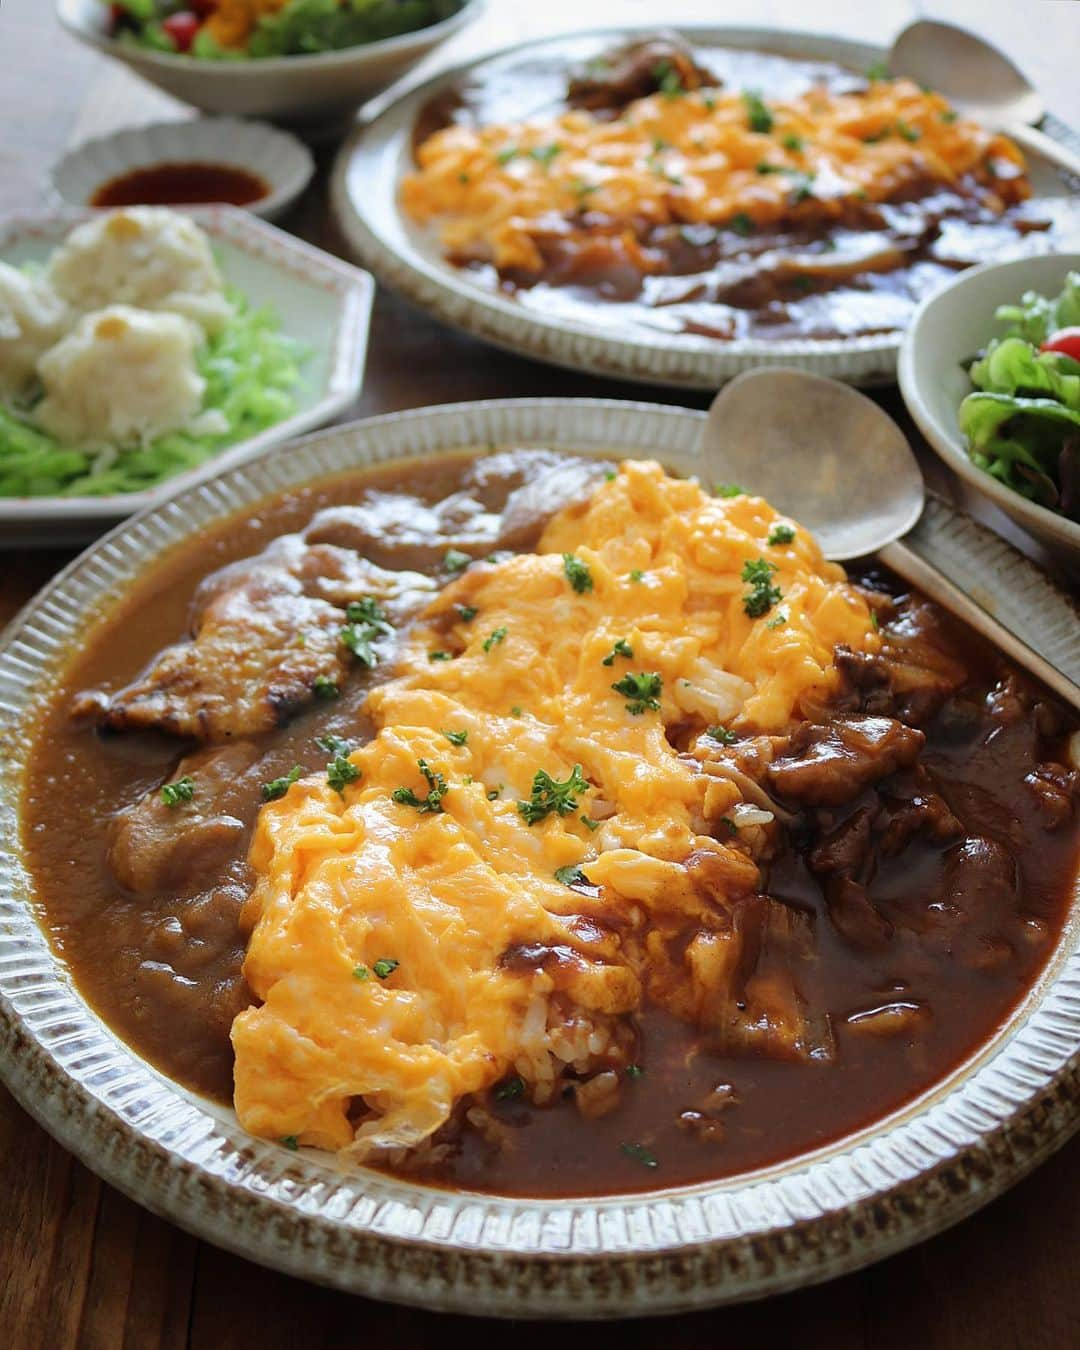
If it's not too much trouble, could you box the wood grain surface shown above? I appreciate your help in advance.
[1,1,1078,1344]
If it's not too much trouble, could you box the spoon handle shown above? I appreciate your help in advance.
[1003,122,1080,182]
[877,539,1080,712]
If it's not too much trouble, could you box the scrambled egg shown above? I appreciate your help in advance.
[401,78,1028,273]
[233,462,879,1157]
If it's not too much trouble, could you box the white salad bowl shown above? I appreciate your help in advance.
[56,0,480,130]
[899,251,1080,570]
[0,206,374,545]
[48,119,316,223]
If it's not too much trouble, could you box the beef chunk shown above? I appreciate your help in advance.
[1024,761,1079,829]
[875,773,963,856]
[766,715,925,806]
[808,805,874,879]
[567,35,719,112]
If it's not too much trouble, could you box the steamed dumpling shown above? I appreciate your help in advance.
[0,262,69,401]
[47,207,234,336]
[36,306,204,446]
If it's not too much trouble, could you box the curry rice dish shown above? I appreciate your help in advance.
[23,452,1080,1196]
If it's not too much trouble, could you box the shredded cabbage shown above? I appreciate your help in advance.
[0,288,307,498]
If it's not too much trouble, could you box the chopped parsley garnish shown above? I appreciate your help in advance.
[339,624,376,666]
[782,133,804,152]
[487,786,502,801]
[455,603,478,623]
[628,569,645,583]
[443,548,471,573]
[791,275,813,293]
[373,958,399,979]
[326,754,360,797]
[720,816,737,835]
[443,728,469,746]
[510,705,523,717]
[707,726,737,744]
[621,1141,658,1168]
[353,965,370,981]
[496,145,518,164]
[742,90,774,133]
[768,523,796,545]
[581,815,601,832]
[729,212,754,237]
[866,61,891,82]
[742,557,782,619]
[562,552,593,594]
[518,764,588,825]
[494,1075,525,1102]
[262,765,303,802]
[312,675,339,700]
[554,864,589,887]
[713,482,744,498]
[626,1064,644,1079]
[601,638,634,667]
[790,176,816,204]
[281,1136,300,1151]
[604,469,617,481]
[755,161,782,174]
[482,626,507,652]
[870,610,880,631]
[315,733,353,756]
[896,118,921,143]
[429,649,453,662]
[342,599,391,663]
[611,671,663,715]
[652,60,684,97]
[347,597,390,628]
[941,108,958,124]
[392,759,448,814]
[529,143,562,167]
[458,171,470,185]
[160,776,195,807]
[572,179,599,200]
[766,613,788,630]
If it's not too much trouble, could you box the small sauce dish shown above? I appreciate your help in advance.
[50,118,315,222]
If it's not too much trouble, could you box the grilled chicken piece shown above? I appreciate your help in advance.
[73,536,434,741]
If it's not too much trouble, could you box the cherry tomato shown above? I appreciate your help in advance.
[162,11,201,52]
[1040,327,1080,362]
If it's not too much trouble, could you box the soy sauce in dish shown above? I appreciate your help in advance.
[90,162,269,209]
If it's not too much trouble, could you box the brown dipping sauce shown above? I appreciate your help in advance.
[20,452,1080,1198]
[90,162,269,209]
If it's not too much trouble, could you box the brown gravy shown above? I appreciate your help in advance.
[20,452,1080,1197]
[90,162,270,209]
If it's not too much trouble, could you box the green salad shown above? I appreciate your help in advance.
[959,272,1080,522]
[0,288,306,498]
[106,1,464,60]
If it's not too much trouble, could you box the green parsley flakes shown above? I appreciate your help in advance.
[742,90,774,133]
[707,726,737,744]
[713,482,744,498]
[281,1135,300,1151]
[529,143,562,167]
[768,523,796,546]
[626,1064,644,1079]
[443,728,469,746]
[518,764,588,825]
[562,552,593,593]
[554,864,589,887]
[782,133,804,151]
[341,597,392,667]
[326,754,360,797]
[373,958,399,979]
[652,60,684,97]
[581,815,602,831]
[353,965,370,981]
[482,626,507,652]
[601,638,634,667]
[315,733,353,756]
[262,765,302,802]
[429,649,453,662]
[494,1075,525,1102]
[160,776,195,807]
[628,569,645,583]
[443,548,471,573]
[455,603,478,623]
[392,759,449,814]
[620,1141,659,1168]
[312,676,339,700]
[611,671,663,715]
[741,557,782,619]
[729,212,754,237]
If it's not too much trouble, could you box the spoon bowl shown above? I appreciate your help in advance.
[891,19,1044,126]
[705,368,924,561]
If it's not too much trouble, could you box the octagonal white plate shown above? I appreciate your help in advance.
[0,206,374,545]
[331,25,1079,391]
[1,398,1079,1318]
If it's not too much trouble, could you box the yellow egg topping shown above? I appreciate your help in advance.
[232,461,880,1158]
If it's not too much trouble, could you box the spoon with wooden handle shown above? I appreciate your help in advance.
[703,368,1080,710]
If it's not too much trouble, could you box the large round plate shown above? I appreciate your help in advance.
[331,27,1077,390]
[2,399,1080,1318]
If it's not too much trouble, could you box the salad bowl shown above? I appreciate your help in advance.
[56,0,480,130]
[899,252,1080,570]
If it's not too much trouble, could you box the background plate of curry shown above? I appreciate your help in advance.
[332,26,1080,389]
[2,398,1080,1317]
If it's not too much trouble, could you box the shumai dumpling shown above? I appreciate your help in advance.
[35,305,204,446]
[0,262,69,401]
[47,207,234,336]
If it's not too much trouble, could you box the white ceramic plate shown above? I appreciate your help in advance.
[48,119,316,222]
[56,0,481,130]
[899,251,1080,571]
[331,25,1078,391]
[0,207,373,546]
[1,398,1078,1318]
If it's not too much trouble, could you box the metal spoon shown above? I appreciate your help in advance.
[704,368,1080,710]
[890,19,1080,179]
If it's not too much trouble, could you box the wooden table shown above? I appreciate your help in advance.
[2,2,1079,1344]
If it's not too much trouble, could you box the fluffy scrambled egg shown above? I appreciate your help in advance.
[232,462,879,1158]
[401,78,1028,273]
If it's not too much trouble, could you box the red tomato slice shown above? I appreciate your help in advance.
[1040,327,1080,362]
[162,11,201,52]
